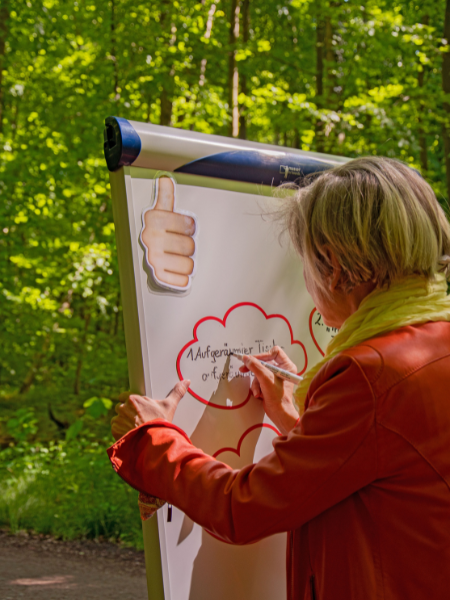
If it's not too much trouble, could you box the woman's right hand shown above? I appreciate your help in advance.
[239,346,300,435]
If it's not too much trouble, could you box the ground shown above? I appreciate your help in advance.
[0,529,148,599]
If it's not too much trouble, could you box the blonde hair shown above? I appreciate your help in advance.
[282,157,450,295]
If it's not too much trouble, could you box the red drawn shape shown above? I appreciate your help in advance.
[176,302,308,410]
[309,307,326,357]
[212,423,281,459]
[205,423,281,542]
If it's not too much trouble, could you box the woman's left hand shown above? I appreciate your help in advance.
[111,380,190,441]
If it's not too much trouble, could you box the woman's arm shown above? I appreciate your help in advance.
[108,353,377,544]
[111,346,299,440]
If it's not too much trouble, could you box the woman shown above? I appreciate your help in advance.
[109,157,450,599]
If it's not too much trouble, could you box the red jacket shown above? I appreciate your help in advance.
[108,322,450,599]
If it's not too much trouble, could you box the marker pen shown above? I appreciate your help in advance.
[230,352,303,385]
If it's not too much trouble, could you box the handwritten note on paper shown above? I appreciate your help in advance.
[177,303,308,409]
[309,308,339,356]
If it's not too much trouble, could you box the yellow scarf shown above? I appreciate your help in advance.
[295,273,450,411]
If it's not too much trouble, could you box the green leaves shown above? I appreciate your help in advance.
[83,397,113,419]
[0,0,449,548]
[6,408,39,443]
[65,418,83,441]
[1,2,448,408]
[0,435,143,546]
[64,397,113,441]
[0,2,448,408]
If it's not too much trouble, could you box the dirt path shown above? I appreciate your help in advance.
[0,529,148,599]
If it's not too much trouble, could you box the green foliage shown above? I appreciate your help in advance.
[65,418,84,441]
[0,1,449,403]
[0,0,449,547]
[0,408,143,547]
[84,397,114,419]
[6,408,38,443]
[0,436,143,548]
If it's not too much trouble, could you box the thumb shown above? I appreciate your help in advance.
[166,379,190,406]
[154,176,175,211]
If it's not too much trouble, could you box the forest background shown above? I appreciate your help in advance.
[1,0,450,548]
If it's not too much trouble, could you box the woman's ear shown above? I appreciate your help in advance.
[327,249,342,292]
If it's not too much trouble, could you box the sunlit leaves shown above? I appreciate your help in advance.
[83,396,113,419]
[0,0,448,419]
[368,84,405,103]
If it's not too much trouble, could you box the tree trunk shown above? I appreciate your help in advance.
[160,88,173,126]
[274,127,280,145]
[110,0,119,97]
[159,6,176,126]
[146,93,152,122]
[417,74,428,174]
[238,0,250,139]
[73,312,91,395]
[315,2,325,152]
[19,335,51,395]
[188,3,217,127]
[228,0,240,137]
[10,93,19,142]
[417,15,429,174]
[325,16,334,96]
[315,1,340,152]
[199,3,217,87]
[442,0,450,200]
[323,14,337,146]
[113,291,121,336]
[0,1,9,133]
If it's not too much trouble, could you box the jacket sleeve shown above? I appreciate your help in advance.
[107,353,377,544]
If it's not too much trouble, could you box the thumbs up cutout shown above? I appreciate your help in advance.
[140,175,198,293]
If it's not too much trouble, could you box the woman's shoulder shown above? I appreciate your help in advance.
[342,321,450,398]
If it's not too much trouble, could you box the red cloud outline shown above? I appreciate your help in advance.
[309,308,334,356]
[177,302,308,410]
[309,307,326,357]
[205,422,281,543]
[212,423,281,459]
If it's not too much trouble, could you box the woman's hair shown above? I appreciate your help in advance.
[280,156,450,295]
